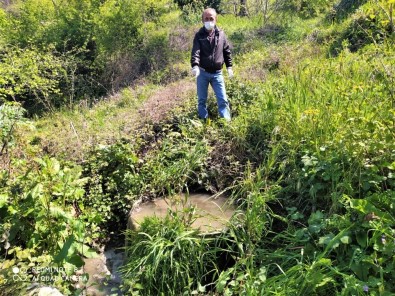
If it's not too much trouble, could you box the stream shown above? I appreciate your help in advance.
[82,193,236,295]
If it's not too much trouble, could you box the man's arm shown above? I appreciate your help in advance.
[191,34,201,68]
[223,34,232,68]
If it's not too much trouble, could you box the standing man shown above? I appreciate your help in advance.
[191,8,233,121]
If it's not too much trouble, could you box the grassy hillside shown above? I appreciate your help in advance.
[1,0,395,295]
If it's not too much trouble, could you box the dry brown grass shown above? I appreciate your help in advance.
[137,80,195,123]
[18,78,197,163]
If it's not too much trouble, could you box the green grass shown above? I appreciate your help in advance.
[28,82,160,161]
[214,36,394,294]
[122,212,232,295]
[219,14,263,34]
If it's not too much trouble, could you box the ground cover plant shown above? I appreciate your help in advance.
[1,0,395,295]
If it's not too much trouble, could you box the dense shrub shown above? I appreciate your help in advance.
[0,102,25,154]
[330,0,369,21]
[0,157,94,295]
[1,0,180,111]
[0,9,10,46]
[82,143,140,241]
[82,127,210,242]
[273,0,335,18]
[330,3,394,54]
[174,0,222,12]
[93,0,142,55]
[0,46,67,112]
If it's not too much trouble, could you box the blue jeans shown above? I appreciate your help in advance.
[197,69,231,120]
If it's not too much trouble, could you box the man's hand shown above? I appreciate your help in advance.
[191,66,200,77]
[227,67,234,78]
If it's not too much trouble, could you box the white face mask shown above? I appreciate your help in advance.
[204,21,215,31]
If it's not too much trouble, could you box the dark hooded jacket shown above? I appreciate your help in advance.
[191,26,232,73]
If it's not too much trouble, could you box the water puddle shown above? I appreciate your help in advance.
[82,249,123,296]
[129,193,236,233]
[80,193,235,295]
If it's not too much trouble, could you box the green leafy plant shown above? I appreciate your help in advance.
[0,157,93,294]
[83,143,141,241]
[122,208,230,295]
[0,46,67,111]
[0,102,26,155]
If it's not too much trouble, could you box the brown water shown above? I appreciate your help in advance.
[129,193,236,233]
[81,194,235,296]
[82,249,123,296]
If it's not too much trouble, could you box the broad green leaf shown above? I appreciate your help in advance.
[315,258,332,266]
[9,221,21,241]
[315,276,333,287]
[81,273,89,284]
[318,234,334,246]
[356,231,367,247]
[216,268,233,292]
[75,243,97,258]
[65,254,84,271]
[28,234,40,249]
[51,158,60,174]
[302,155,318,167]
[309,211,324,223]
[291,211,304,220]
[16,248,32,260]
[22,208,35,217]
[340,235,351,244]
[332,241,340,249]
[308,224,322,234]
[49,204,72,220]
[258,267,267,282]
[198,283,206,293]
[0,194,8,208]
[60,261,79,276]
[54,235,75,263]
[351,261,370,281]
[350,199,391,221]
[30,183,43,200]
[1,259,15,269]
[321,227,352,255]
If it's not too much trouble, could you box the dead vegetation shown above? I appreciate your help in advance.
[1,78,196,166]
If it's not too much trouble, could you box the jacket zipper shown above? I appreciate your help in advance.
[212,31,219,68]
